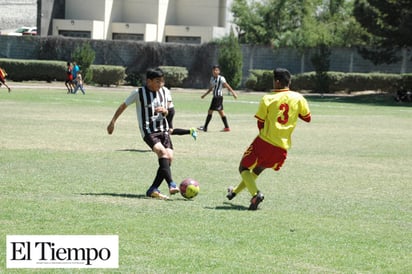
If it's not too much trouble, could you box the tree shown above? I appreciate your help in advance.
[217,31,243,89]
[72,42,96,83]
[354,0,412,64]
[231,0,364,48]
[231,0,270,45]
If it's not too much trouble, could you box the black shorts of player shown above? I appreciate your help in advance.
[166,107,175,129]
[0,78,5,84]
[143,131,174,150]
[209,96,224,111]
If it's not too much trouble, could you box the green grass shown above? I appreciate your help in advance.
[1,86,411,273]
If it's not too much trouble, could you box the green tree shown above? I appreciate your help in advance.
[353,0,412,64]
[72,42,96,83]
[231,0,269,45]
[231,0,363,48]
[216,31,243,89]
[231,0,366,92]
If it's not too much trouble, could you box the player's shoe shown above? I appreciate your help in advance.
[248,191,264,210]
[168,182,180,195]
[197,126,207,132]
[222,127,231,132]
[8,87,11,93]
[190,128,198,141]
[146,188,169,200]
[226,186,236,200]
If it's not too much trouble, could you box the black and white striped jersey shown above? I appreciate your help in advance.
[124,86,169,138]
[210,75,227,97]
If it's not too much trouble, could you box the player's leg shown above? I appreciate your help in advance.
[218,110,230,131]
[144,136,172,199]
[2,81,11,92]
[171,128,198,140]
[152,136,179,195]
[65,80,71,93]
[227,141,257,200]
[199,109,213,132]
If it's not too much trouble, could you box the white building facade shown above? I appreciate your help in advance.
[52,0,235,43]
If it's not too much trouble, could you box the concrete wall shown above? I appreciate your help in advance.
[0,0,37,32]
[0,36,410,88]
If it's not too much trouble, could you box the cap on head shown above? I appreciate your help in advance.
[273,68,291,86]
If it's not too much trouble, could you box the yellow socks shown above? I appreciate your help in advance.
[240,170,258,196]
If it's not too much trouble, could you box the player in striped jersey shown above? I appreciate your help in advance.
[198,65,237,132]
[227,68,311,210]
[107,68,179,200]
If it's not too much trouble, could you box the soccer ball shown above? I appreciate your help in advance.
[179,178,200,199]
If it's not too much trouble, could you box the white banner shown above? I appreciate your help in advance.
[6,235,118,269]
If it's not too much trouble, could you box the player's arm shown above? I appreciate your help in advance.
[201,87,213,99]
[107,102,128,134]
[223,82,238,99]
[298,97,311,123]
[299,113,311,123]
[255,115,265,130]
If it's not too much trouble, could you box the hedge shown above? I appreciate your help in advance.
[0,58,125,86]
[159,66,188,88]
[246,69,410,93]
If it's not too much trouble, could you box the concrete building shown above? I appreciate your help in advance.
[0,0,37,32]
[47,0,235,43]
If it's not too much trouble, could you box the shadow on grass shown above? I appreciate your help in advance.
[80,192,190,202]
[80,192,147,199]
[205,202,249,211]
[306,93,412,107]
[116,148,152,153]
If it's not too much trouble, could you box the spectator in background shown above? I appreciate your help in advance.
[0,67,11,93]
[65,62,74,94]
[73,71,86,95]
[72,62,80,85]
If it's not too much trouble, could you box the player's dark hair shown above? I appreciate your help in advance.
[273,68,291,86]
[146,67,164,79]
[212,65,220,69]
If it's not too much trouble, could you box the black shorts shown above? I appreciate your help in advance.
[143,132,173,150]
[166,107,175,129]
[209,97,224,111]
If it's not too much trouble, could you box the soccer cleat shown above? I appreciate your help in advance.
[248,191,264,210]
[147,189,169,200]
[197,126,207,132]
[168,182,180,195]
[222,127,231,132]
[226,186,236,200]
[190,128,198,141]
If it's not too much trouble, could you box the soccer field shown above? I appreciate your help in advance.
[0,85,411,273]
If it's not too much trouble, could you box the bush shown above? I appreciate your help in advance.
[246,69,404,93]
[0,58,66,82]
[71,42,96,83]
[216,32,243,89]
[91,65,126,86]
[159,66,188,88]
[0,58,126,85]
[247,70,274,91]
[244,74,257,90]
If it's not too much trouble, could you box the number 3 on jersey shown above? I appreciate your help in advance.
[277,103,289,124]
